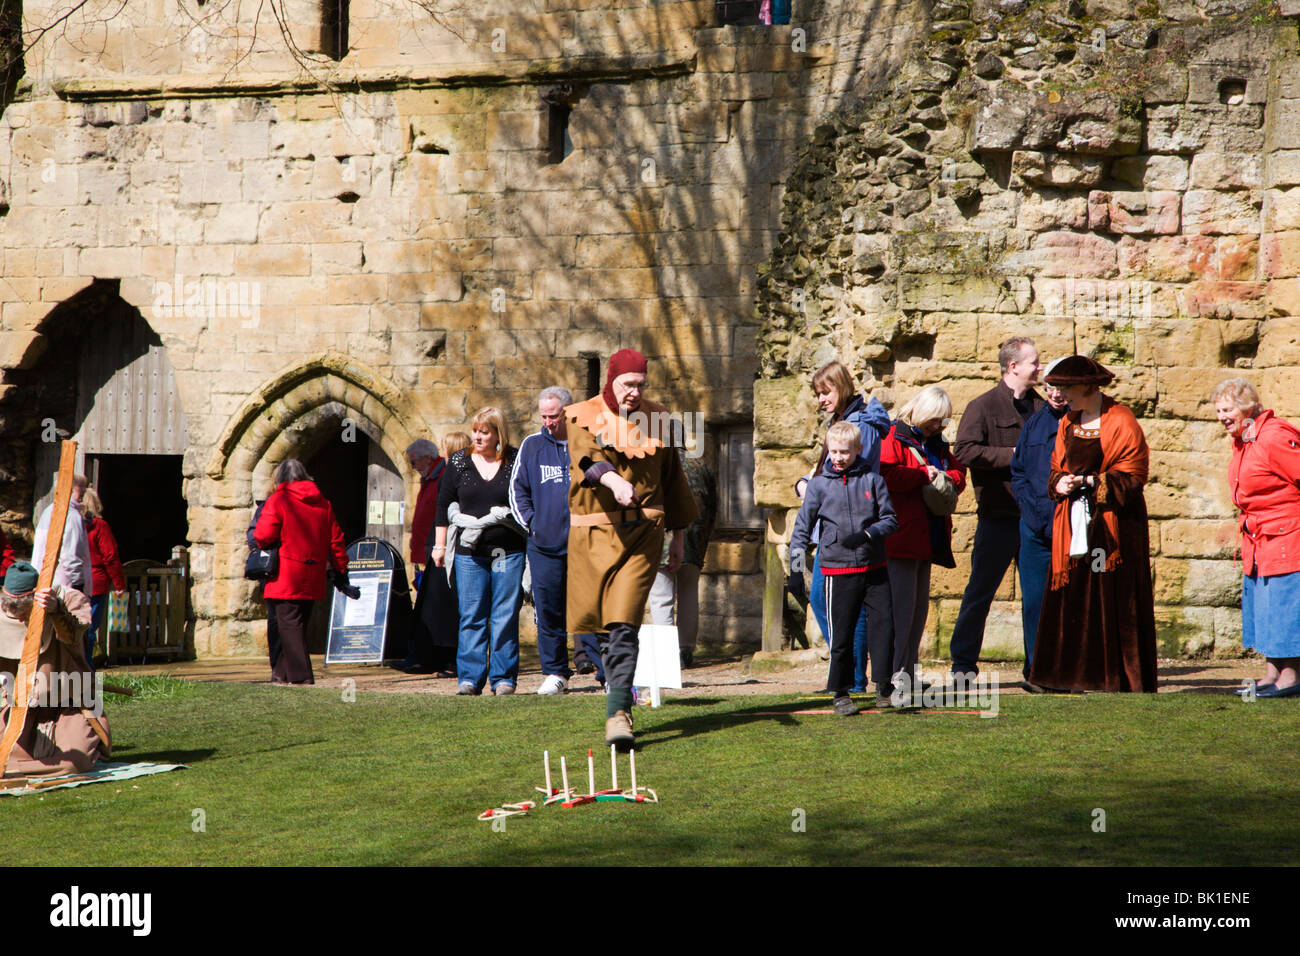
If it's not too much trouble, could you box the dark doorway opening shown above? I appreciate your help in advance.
[291,415,406,655]
[88,454,189,563]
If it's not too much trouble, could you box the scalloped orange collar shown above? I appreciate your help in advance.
[565,395,670,459]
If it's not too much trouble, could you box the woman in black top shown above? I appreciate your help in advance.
[433,407,527,695]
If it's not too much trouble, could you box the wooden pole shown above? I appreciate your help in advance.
[0,440,78,778]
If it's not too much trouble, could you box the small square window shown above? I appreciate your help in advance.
[717,426,761,529]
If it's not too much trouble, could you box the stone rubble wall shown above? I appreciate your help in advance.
[0,0,927,655]
[755,0,1300,661]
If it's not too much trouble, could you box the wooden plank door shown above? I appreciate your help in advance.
[365,443,404,556]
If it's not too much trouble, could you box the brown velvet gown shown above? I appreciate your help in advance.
[1029,423,1159,692]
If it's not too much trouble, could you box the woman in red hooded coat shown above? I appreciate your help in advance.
[1214,378,1300,699]
[254,459,349,684]
[880,385,966,694]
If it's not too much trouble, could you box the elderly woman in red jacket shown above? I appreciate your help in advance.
[1214,378,1300,699]
[81,488,126,674]
[254,459,349,685]
[880,385,967,699]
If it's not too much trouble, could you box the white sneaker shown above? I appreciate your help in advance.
[537,674,568,696]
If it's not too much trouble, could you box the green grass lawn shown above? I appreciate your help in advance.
[6,679,1297,866]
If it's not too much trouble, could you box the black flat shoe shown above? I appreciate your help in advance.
[1256,683,1300,699]
[1236,682,1275,695]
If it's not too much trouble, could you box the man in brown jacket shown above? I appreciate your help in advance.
[565,349,698,748]
[949,337,1043,676]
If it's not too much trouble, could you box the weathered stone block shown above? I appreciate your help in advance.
[753,376,819,448]
[1260,231,1300,279]
[1159,520,1238,559]
[1144,104,1265,154]
[1181,189,1261,235]
[1259,366,1300,418]
[754,448,817,509]
[1098,190,1182,236]
[704,540,761,574]
[1112,155,1189,191]
[1271,101,1300,151]
[1180,280,1267,320]
[974,87,1140,155]
[1268,150,1300,188]
[0,331,47,370]
[1009,150,1106,188]
[1119,235,1255,282]
[1257,317,1300,365]
[1156,366,1240,420]
[1016,191,1089,231]
[1265,188,1300,231]
[1190,152,1262,190]
[1001,231,1117,278]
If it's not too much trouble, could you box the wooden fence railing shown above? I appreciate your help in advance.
[105,547,192,664]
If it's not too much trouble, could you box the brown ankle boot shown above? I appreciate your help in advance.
[604,709,634,748]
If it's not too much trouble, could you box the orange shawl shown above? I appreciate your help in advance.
[1049,396,1148,589]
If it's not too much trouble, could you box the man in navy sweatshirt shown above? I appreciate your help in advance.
[510,386,604,694]
[1010,358,1070,685]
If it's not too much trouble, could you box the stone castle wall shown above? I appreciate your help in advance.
[0,0,928,655]
[755,0,1300,660]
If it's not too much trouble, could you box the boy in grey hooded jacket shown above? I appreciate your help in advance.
[789,423,898,713]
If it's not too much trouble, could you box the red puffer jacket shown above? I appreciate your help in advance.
[1229,409,1300,577]
[254,480,349,600]
[880,424,967,561]
[86,515,127,596]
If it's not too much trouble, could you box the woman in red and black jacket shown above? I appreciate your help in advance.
[1215,377,1300,699]
[880,385,967,691]
[81,488,126,673]
[254,459,349,685]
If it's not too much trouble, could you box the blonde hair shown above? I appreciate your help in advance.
[811,360,856,415]
[825,420,862,452]
[896,386,952,427]
[469,407,509,451]
[1210,378,1262,414]
[81,487,104,518]
[442,431,471,458]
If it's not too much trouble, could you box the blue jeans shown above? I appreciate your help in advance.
[810,550,871,690]
[454,551,525,692]
[87,593,108,676]
[1017,519,1052,678]
[949,516,1021,673]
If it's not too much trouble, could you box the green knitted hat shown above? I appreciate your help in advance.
[3,560,39,596]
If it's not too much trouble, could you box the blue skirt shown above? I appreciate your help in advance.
[1242,571,1300,658]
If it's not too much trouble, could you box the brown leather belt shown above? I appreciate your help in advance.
[570,507,664,527]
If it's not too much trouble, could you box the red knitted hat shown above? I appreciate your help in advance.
[602,349,648,411]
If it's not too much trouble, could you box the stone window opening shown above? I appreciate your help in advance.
[715,1,789,26]
[541,85,576,165]
[1218,78,1246,106]
[582,354,600,398]
[716,425,761,530]
[322,0,349,61]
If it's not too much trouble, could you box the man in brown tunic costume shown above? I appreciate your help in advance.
[0,560,111,778]
[565,349,698,747]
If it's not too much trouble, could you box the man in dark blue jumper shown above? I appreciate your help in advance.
[1010,358,1070,684]
[510,386,604,694]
